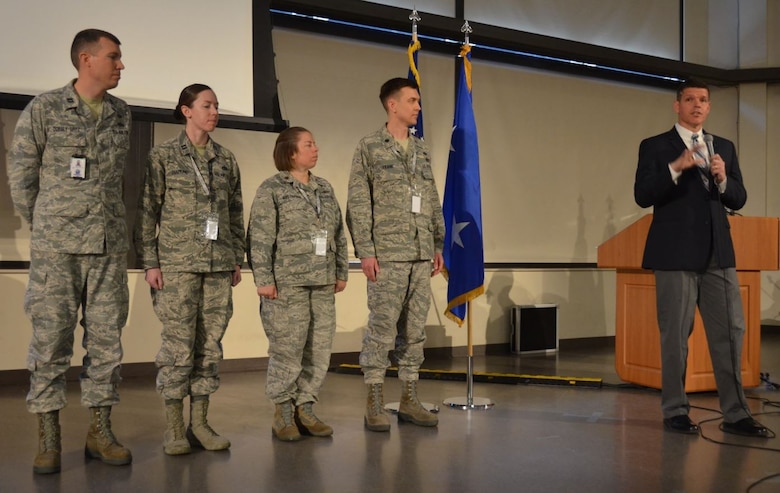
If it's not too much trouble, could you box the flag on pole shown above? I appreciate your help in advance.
[443,44,484,326]
[407,37,424,139]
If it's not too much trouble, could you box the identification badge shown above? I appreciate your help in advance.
[411,193,422,214]
[70,155,86,179]
[313,229,328,256]
[203,213,219,240]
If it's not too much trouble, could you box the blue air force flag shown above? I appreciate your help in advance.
[443,44,484,326]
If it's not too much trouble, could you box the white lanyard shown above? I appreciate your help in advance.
[297,185,322,218]
[408,147,418,194]
[189,155,211,196]
[392,144,419,195]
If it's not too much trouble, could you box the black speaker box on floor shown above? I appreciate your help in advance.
[510,304,558,354]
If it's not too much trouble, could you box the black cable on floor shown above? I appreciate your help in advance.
[746,471,780,492]
[759,372,780,391]
[695,411,780,450]
[732,400,780,492]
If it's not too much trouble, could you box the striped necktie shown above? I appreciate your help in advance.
[691,134,710,190]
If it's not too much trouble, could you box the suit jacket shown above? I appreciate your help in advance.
[634,127,747,271]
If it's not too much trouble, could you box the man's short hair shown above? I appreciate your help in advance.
[70,29,121,69]
[676,78,710,101]
[379,77,419,110]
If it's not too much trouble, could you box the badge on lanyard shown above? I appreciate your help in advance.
[312,229,328,256]
[70,155,86,179]
[411,193,422,214]
[203,212,219,240]
[411,182,421,214]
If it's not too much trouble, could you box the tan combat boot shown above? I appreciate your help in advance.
[295,402,333,437]
[187,395,230,451]
[85,406,133,465]
[398,380,438,427]
[163,399,191,455]
[272,400,302,441]
[33,410,61,474]
[364,383,391,432]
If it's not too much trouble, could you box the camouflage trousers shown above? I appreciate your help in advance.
[360,260,431,384]
[152,271,233,400]
[260,284,336,404]
[25,250,129,413]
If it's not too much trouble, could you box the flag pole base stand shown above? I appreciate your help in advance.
[384,402,440,414]
[443,396,494,410]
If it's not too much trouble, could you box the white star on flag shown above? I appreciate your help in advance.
[451,217,469,248]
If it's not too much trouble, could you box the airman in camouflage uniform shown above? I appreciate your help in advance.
[346,78,445,432]
[134,84,245,455]
[248,127,348,441]
[8,29,132,474]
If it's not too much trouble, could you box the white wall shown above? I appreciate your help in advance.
[365,0,683,60]
[466,0,681,60]
[0,0,254,115]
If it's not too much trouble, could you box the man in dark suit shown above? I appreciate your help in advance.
[634,79,768,437]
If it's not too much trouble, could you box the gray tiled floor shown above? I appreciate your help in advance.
[2,331,780,493]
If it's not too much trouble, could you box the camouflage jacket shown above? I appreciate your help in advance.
[346,125,445,261]
[248,171,348,287]
[134,131,246,272]
[9,81,131,254]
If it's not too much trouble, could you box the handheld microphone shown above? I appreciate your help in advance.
[703,134,715,167]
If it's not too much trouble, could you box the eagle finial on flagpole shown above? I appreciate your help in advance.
[460,20,473,46]
[409,8,421,42]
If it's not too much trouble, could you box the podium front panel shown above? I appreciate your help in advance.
[615,271,760,391]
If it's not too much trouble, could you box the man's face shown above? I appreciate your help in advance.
[82,37,124,90]
[674,87,710,131]
[389,87,421,128]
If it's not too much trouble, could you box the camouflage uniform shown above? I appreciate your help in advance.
[248,171,348,404]
[346,125,445,384]
[134,130,245,399]
[8,81,131,413]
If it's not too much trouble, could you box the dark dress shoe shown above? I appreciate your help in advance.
[721,418,769,437]
[663,415,699,434]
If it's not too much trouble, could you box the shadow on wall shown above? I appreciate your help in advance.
[330,277,452,360]
[332,318,366,359]
[125,270,160,363]
[485,271,526,351]
[0,110,24,262]
[602,194,617,245]
[569,193,609,337]
[426,290,450,348]
[541,192,609,340]
[332,279,369,356]
[572,193,607,337]
[0,273,31,370]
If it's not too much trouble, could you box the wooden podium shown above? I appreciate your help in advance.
[598,215,779,391]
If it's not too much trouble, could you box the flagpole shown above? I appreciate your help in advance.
[443,21,493,411]
[445,301,493,410]
[410,8,419,43]
[466,301,474,401]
